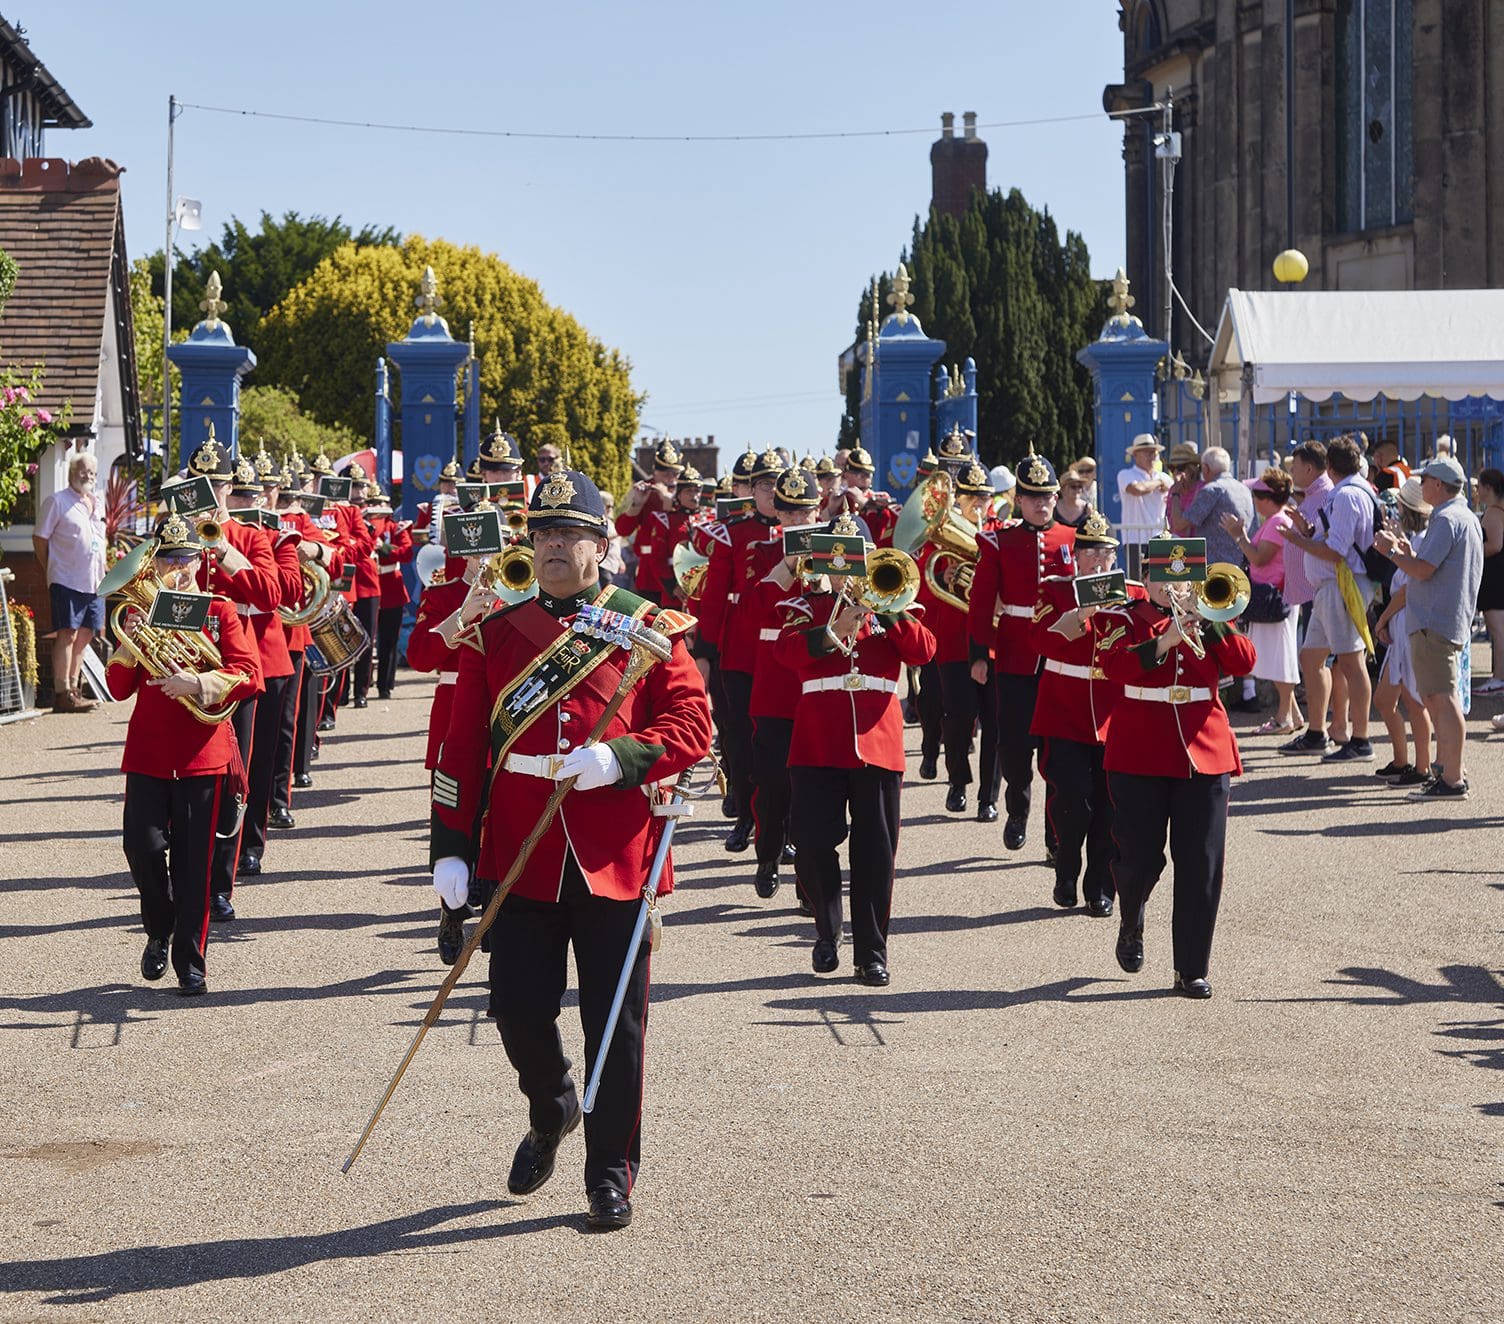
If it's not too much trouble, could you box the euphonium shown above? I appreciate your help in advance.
[98,540,240,725]
[279,559,331,629]
[850,547,921,615]
[894,471,979,611]
[1195,562,1252,623]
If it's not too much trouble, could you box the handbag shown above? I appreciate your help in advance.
[1244,580,1290,623]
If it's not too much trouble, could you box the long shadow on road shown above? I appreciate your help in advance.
[0,1200,578,1305]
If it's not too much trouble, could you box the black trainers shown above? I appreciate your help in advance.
[1322,738,1375,763]
[1389,766,1431,788]
[1280,730,1332,755]
[1373,760,1410,778]
[1408,777,1469,800]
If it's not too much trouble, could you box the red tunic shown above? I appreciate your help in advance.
[913,542,968,665]
[1098,601,1257,778]
[405,573,468,769]
[106,597,263,777]
[698,515,779,669]
[859,498,900,548]
[431,594,713,902]
[615,489,670,596]
[966,519,1076,674]
[1028,576,1149,745]
[772,594,935,772]
[199,517,292,680]
[746,550,804,720]
[371,515,415,609]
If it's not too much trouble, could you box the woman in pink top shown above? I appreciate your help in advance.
[1223,468,1303,733]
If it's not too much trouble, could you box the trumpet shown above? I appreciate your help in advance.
[434,546,537,646]
[845,547,921,615]
[197,519,226,555]
[503,505,528,538]
[1165,562,1251,659]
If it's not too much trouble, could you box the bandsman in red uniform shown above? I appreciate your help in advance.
[429,468,711,1230]
[412,458,463,544]
[183,442,285,913]
[1029,508,1148,916]
[695,447,782,850]
[773,518,935,984]
[824,446,899,547]
[109,514,262,995]
[913,461,1004,819]
[477,423,526,490]
[1097,571,1257,999]
[614,438,686,604]
[344,463,382,708]
[745,466,821,898]
[281,459,343,786]
[259,453,310,828]
[967,450,1076,852]
[366,485,415,699]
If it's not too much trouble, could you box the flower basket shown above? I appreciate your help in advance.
[9,599,37,688]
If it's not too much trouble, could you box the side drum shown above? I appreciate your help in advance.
[305,594,371,676]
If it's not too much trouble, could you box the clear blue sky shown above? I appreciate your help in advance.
[26,2,1127,459]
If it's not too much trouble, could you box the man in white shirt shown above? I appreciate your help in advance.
[32,452,106,713]
[1116,434,1172,579]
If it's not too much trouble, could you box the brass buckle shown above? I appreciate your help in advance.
[842,673,864,691]
[1168,686,1191,703]
[1089,666,1105,680]
[545,754,568,778]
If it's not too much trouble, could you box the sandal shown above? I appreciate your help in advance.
[1254,718,1297,735]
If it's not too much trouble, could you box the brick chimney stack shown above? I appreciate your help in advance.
[930,110,987,218]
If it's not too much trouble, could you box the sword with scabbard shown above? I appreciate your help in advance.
[342,604,674,1175]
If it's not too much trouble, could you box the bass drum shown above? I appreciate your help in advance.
[304,594,371,677]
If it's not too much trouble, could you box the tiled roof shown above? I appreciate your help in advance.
[0,156,125,423]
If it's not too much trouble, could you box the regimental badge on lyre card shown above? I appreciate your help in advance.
[443,509,504,557]
[1073,570,1128,607]
[147,590,213,632]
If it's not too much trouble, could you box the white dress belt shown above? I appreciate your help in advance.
[802,674,899,695]
[505,752,570,778]
[436,672,456,686]
[379,564,400,574]
[235,604,269,617]
[758,628,780,641]
[726,592,739,604]
[1044,659,1104,681]
[998,603,1033,619]
[1122,684,1212,704]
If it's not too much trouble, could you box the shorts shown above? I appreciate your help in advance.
[49,582,104,633]
[1408,628,1462,698]
[1300,577,1370,657]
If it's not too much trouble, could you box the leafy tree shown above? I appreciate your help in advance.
[147,211,400,361]
[259,236,643,494]
[848,188,1107,473]
[238,384,362,465]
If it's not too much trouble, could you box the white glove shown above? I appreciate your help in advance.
[555,743,621,791]
[432,856,470,909]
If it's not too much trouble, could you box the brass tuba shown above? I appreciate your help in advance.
[99,540,240,724]
[894,471,979,610]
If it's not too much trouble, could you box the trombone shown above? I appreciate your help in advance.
[1167,562,1251,659]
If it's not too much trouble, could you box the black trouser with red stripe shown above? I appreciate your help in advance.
[240,673,290,861]
[938,659,999,801]
[376,604,403,695]
[490,855,649,1196]
[1107,769,1229,981]
[123,772,220,982]
[718,669,754,825]
[916,661,944,769]
[750,715,794,866]
[351,596,379,703]
[212,695,258,899]
[272,652,305,814]
[788,764,901,967]
[1041,736,1115,905]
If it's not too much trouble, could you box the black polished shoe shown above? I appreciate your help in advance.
[378,689,393,701]
[976,801,998,824]
[177,971,208,998]
[855,961,890,987]
[944,785,967,814]
[720,793,739,820]
[1044,845,1058,868]
[317,716,335,732]
[140,937,169,982]
[724,817,753,853]
[238,853,262,877]
[353,697,369,709]
[437,909,465,965]
[780,841,796,864]
[294,772,314,789]
[506,1103,582,1195]
[586,1185,633,1231]
[1003,815,1026,851]
[919,757,938,781]
[1052,880,1078,909]
[812,938,839,974]
[1084,896,1115,918]
[269,808,296,830]
[210,894,235,922]
[1174,973,1213,999]
[754,861,780,899]
[1115,922,1144,973]
[797,894,814,918]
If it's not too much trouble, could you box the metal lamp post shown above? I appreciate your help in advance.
[160,93,202,496]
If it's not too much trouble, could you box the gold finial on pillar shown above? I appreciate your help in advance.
[416,266,443,324]
[200,271,227,329]
[886,263,915,325]
[1106,267,1138,326]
